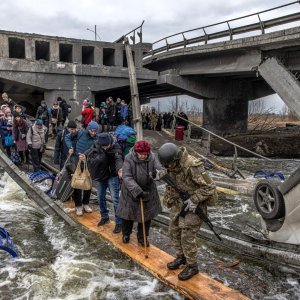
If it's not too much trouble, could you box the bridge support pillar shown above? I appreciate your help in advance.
[44,90,94,119]
[203,98,248,135]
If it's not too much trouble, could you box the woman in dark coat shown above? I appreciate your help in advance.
[12,113,29,163]
[116,140,165,246]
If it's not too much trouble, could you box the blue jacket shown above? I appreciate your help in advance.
[120,105,128,120]
[65,129,96,156]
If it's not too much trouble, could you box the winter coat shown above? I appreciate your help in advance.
[59,100,69,120]
[81,106,95,126]
[105,141,123,177]
[26,124,47,149]
[120,104,128,120]
[36,106,51,125]
[84,140,110,181]
[12,119,28,151]
[116,149,163,222]
[65,129,96,156]
[162,147,217,227]
[51,107,63,124]
[54,129,69,169]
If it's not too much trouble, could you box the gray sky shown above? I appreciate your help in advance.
[0,0,296,112]
[0,0,296,42]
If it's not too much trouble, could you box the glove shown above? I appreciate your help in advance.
[151,169,167,180]
[184,199,197,213]
[135,192,150,202]
[28,144,32,151]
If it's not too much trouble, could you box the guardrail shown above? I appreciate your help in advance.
[145,1,300,57]
[114,20,145,44]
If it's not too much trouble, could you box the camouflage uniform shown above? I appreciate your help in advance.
[163,147,216,265]
[150,112,158,130]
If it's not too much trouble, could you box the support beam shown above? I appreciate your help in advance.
[258,57,300,117]
[203,98,248,135]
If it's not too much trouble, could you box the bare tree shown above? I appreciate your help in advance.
[248,100,277,131]
[168,98,184,112]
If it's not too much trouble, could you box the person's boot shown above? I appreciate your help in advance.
[97,218,109,226]
[178,263,199,281]
[167,255,186,270]
[83,204,93,213]
[122,235,130,243]
[137,236,150,247]
[75,206,83,216]
[113,224,122,234]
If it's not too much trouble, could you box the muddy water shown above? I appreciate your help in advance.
[1,157,300,299]
[0,173,181,300]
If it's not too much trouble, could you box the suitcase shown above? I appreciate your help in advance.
[50,169,73,202]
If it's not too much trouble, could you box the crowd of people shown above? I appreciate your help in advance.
[141,111,189,131]
[0,92,216,281]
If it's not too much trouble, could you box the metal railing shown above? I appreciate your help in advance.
[114,20,145,44]
[172,114,278,178]
[146,1,300,57]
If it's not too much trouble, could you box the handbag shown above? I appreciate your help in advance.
[10,148,21,165]
[4,134,14,147]
[71,161,92,190]
[51,118,58,124]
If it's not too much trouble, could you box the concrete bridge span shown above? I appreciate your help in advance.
[143,25,300,134]
[0,30,157,116]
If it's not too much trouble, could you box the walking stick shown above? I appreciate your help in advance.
[140,198,148,258]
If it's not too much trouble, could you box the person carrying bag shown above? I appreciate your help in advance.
[71,160,92,191]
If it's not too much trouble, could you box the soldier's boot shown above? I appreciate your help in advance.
[178,263,199,281]
[167,255,186,270]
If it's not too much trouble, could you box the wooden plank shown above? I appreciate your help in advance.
[64,202,249,300]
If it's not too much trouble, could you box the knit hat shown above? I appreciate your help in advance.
[134,141,151,154]
[36,119,43,125]
[97,133,112,146]
[83,99,89,106]
[86,121,99,131]
[4,107,11,114]
[14,112,21,118]
[66,120,77,129]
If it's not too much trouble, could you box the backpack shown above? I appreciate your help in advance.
[4,134,14,147]
[114,125,136,141]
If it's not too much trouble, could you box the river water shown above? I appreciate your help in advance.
[0,173,181,300]
[1,157,300,299]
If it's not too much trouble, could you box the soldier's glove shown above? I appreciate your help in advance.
[150,169,167,181]
[184,199,197,213]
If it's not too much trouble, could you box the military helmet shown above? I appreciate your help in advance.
[158,143,181,166]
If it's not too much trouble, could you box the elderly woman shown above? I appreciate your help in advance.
[116,140,165,246]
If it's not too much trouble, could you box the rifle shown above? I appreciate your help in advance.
[161,173,222,241]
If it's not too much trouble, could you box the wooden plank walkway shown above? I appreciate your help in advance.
[64,202,249,300]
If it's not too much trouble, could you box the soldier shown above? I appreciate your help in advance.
[158,142,217,281]
[149,109,158,130]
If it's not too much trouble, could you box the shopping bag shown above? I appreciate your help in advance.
[71,161,92,190]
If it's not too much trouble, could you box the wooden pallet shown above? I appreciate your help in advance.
[63,201,249,300]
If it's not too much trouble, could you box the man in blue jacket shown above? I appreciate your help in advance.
[65,120,99,216]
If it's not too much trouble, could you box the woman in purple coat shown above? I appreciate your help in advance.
[13,113,29,163]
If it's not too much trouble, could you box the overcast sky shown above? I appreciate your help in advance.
[0,0,296,42]
[0,0,297,111]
